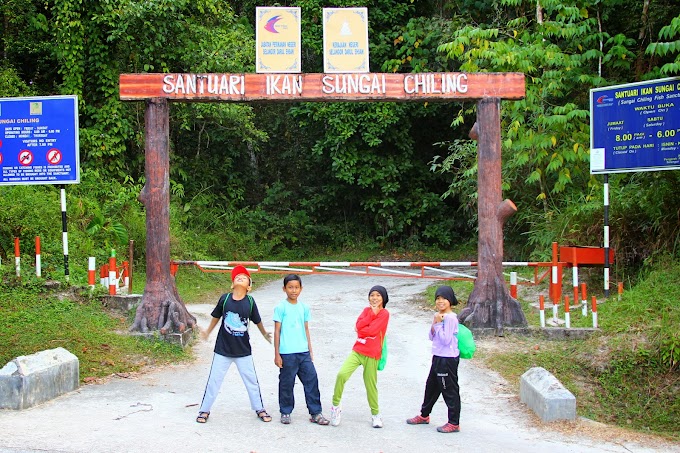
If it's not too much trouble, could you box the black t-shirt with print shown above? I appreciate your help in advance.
[211,293,262,358]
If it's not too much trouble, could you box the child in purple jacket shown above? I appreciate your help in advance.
[406,285,461,433]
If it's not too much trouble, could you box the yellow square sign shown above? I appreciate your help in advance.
[323,8,370,73]
[256,7,301,73]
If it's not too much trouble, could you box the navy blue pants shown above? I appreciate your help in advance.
[278,352,322,416]
[420,355,461,425]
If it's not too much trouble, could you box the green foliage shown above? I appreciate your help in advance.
[0,280,189,380]
[647,14,680,75]
[0,185,62,275]
[434,0,667,259]
[0,66,36,97]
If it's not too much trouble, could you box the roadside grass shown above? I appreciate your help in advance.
[0,279,188,381]
[429,260,680,440]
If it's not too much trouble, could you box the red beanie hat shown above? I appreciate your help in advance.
[231,265,251,282]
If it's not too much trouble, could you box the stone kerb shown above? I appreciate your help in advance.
[0,347,79,410]
[519,366,576,423]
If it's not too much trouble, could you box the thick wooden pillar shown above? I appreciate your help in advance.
[130,98,196,334]
[459,98,527,334]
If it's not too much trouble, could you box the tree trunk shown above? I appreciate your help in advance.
[458,98,527,335]
[130,98,196,334]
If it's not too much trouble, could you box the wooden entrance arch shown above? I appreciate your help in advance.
[119,72,527,335]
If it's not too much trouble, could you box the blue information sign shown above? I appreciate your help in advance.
[0,95,79,185]
[590,77,680,174]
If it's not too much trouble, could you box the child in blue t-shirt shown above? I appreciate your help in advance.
[273,274,329,425]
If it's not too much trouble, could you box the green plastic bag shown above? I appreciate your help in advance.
[377,334,388,371]
[457,324,476,359]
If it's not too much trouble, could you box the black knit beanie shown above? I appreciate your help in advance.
[435,285,458,306]
[368,285,389,307]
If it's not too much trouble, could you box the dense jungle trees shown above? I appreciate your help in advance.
[1,0,679,270]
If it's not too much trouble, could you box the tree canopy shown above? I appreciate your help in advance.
[1,0,679,268]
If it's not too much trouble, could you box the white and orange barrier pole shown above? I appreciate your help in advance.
[591,296,598,328]
[35,236,41,278]
[88,257,96,290]
[122,261,130,294]
[539,295,546,328]
[571,248,578,319]
[100,263,108,288]
[581,282,587,317]
[510,272,518,298]
[564,296,571,328]
[108,250,117,295]
[14,237,20,277]
[550,242,559,322]
[618,282,623,301]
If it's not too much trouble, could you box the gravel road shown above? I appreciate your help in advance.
[0,274,677,453]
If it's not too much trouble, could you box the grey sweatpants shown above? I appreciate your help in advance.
[199,353,265,413]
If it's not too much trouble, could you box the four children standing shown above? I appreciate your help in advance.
[197,272,463,433]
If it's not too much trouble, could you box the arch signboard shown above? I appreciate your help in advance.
[119,72,525,102]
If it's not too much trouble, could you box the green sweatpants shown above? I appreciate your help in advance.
[332,351,380,415]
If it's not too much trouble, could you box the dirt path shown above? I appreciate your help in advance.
[0,275,676,453]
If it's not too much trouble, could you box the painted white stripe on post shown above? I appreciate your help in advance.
[368,266,421,277]
[88,257,96,289]
[510,272,518,298]
[61,188,69,281]
[604,268,610,291]
[423,267,477,279]
[314,266,368,274]
[259,265,314,273]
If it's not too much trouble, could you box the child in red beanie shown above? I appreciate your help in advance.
[196,265,273,423]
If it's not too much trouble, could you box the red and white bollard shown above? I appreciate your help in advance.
[35,236,41,278]
[564,296,571,328]
[108,250,117,295]
[14,237,20,277]
[100,263,109,288]
[591,296,598,328]
[581,282,587,317]
[121,261,130,294]
[550,242,560,323]
[571,248,578,319]
[88,257,96,290]
[510,272,518,299]
[539,295,546,328]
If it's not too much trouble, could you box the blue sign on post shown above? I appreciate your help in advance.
[0,95,79,185]
[590,77,680,174]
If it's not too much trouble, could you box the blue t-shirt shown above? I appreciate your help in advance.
[273,300,311,354]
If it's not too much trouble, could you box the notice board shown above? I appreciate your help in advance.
[590,78,680,174]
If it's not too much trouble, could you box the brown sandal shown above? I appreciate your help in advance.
[196,411,210,423]
[256,409,272,422]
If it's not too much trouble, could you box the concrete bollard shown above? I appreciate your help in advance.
[0,347,79,410]
[519,366,576,423]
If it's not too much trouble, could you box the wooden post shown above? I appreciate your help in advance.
[130,98,196,334]
[458,98,527,334]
